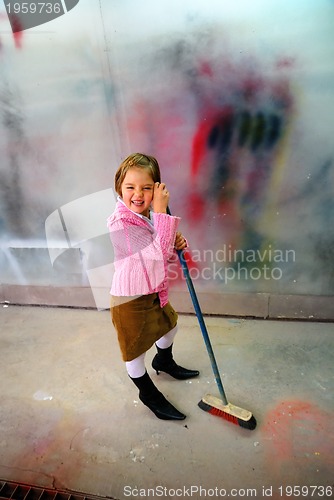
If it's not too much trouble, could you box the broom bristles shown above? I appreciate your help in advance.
[198,398,257,430]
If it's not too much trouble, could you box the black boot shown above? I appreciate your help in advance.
[130,371,186,420]
[152,344,200,380]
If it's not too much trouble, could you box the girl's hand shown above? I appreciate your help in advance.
[174,231,187,250]
[152,182,169,213]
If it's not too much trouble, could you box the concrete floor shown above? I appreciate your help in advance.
[0,305,333,500]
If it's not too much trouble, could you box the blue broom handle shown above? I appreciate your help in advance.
[176,248,228,406]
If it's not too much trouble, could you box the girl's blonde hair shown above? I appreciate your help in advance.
[114,153,161,196]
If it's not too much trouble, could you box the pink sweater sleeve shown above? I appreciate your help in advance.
[152,213,180,259]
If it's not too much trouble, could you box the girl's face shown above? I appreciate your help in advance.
[121,167,155,217]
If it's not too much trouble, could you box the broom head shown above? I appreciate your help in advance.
[198,394,257,430]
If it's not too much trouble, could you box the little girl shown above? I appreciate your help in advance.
[108,153,199,420]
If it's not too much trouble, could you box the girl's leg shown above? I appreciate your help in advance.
[126,353,146,378]
[152,325,200,380]
[155,325,178,349]
[126,351,186,421]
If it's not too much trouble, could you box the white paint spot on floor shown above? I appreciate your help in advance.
[33,390,53,401]
[130,448,145,462]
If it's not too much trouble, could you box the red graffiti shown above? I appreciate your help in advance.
[262,400,334,481]
[9,14,24,48]
[276,56,296,70]
[0,13,24,50]
[198,60,214,78]
[191,107,234,178]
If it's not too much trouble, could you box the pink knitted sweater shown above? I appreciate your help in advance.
[107,199,180,307]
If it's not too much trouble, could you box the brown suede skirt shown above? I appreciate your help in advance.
[110,293,178,362]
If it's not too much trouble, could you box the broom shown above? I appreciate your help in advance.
[168,209,256,430]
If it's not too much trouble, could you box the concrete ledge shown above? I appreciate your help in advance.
[169,290,270,318]
[269,293,334,321]
[1,284,333,320]
[0,285,96,309]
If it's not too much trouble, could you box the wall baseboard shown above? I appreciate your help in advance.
[1,284,333,320]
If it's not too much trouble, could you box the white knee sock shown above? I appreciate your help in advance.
[126,325,178,377]
[126,352,146,378]
[155,325,178,349]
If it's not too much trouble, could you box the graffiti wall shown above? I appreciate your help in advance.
[0,0,333,309]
